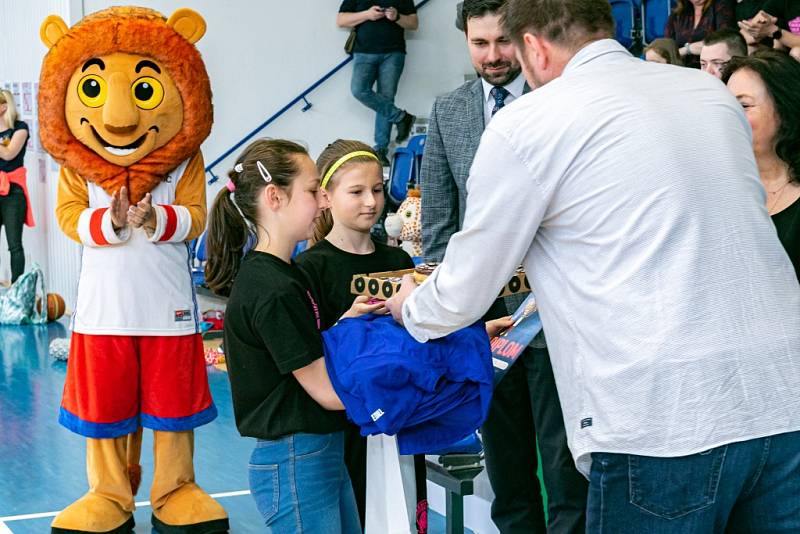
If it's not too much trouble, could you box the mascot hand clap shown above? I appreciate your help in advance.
[38,7,227,533]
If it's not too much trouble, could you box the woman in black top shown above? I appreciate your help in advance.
[724,51,800,280]
[0,90,32,283]
[205,139,361,532]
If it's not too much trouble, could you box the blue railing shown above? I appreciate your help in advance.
[205,0,433,184]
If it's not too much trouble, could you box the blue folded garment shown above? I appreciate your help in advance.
[322,314,493,454]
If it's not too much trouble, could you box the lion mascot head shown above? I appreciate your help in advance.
[38,7,212,203]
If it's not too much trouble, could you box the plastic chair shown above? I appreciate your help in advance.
[643,0,675,44]
[610,0,636,49]
[387,135,427,206]
[387,147,418,206]
[190,232,208,286]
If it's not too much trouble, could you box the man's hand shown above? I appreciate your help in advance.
[340,295,388,320]
[127,193,156,236]
[366,5,385,21]
[110,186,130,231]
[386,274,417,325]
[486,316,514,338]
[384,7,399,21]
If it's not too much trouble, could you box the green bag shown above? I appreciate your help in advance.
[344,29,357,54]
[0,263,47,324]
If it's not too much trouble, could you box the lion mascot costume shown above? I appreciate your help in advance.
[38,7,228,533]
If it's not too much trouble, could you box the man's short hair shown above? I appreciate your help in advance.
[502,0,615,49]
[460,0,507,33]
[703,29,748,58]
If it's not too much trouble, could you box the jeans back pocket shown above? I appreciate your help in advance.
[628,446,727,519]
[249,463,279,523]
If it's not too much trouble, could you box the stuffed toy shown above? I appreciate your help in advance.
[385,188,422,258]
[38,7,227,533]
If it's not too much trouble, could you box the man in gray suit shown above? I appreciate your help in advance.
[420,1,588,532]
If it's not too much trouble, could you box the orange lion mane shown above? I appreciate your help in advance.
[38,7,212,203]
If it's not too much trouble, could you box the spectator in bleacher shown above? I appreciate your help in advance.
[644,38,684,65]
[388,0,800,531]
[420,1,588,532]
[724,50,800,279]
[337,1,418,167]
[700,28,748,77]
[739,6,800,61]
[665,0,736,68]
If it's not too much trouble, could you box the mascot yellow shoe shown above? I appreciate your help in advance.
[38,7,227,533]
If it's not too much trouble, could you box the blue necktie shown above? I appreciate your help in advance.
[491,86,510,117]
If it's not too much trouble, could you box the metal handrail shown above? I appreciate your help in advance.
[205,0,432,183]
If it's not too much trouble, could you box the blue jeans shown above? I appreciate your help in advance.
[249,432,361,533]
[587,430,800,533]
[350,52,406,150]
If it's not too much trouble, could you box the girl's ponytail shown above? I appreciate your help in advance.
[205,172,250,297]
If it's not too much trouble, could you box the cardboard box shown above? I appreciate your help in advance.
[351,268,530,300]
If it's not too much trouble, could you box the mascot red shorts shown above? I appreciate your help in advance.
[59,333,217,438]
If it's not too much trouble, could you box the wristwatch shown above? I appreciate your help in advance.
[772,28,783,40]
[684,42,692,55]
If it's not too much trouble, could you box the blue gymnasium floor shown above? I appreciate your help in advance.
[0,323,463,533]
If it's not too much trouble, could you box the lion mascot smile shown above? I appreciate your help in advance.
[38,7,228,533]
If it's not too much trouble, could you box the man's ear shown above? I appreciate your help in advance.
[523,32,547,71]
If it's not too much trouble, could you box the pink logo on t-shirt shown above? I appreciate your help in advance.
[789,17,800,34]
[306,291,321,330]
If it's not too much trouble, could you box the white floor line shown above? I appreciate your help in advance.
[0,490,251,523]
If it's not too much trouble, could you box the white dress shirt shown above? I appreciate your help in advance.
[481,73,526,126]
[403,39,800,475]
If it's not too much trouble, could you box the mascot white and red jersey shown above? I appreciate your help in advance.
[38,7,228,533]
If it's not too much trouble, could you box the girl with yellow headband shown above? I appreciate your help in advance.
[296,139,428,531]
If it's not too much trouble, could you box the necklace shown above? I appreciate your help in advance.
[766,180,790,195]
[767,181,791,214]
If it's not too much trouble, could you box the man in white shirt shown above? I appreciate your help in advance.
[420,1,586,531]
[388,0,800,531]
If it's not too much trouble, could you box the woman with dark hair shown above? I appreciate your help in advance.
[724,50,800,279]
[665,0,736,68]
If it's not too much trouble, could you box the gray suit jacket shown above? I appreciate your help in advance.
[420,78,540,334]
[420,78,485,263]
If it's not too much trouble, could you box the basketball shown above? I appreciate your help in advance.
[36,293,66,321]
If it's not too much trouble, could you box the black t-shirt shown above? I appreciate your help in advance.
[224,251,348,440]
[762,0,800,31]
[0,121,28,173]
[339,0,417,54]
[772,197,800,281]
[296,238,414,330]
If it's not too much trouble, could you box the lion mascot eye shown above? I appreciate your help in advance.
[132,76,164,109]
[77,74,107,107]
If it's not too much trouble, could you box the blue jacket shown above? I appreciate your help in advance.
[322,314,493,454]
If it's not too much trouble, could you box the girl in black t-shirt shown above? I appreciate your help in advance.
[0,90,32,283]
[297,139,426,531]
[205,139,361,533]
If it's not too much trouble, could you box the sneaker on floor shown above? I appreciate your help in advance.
[395,112,415,143]
[376,147,391,167]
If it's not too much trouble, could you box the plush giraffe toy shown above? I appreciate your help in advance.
[385,188,422,258]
